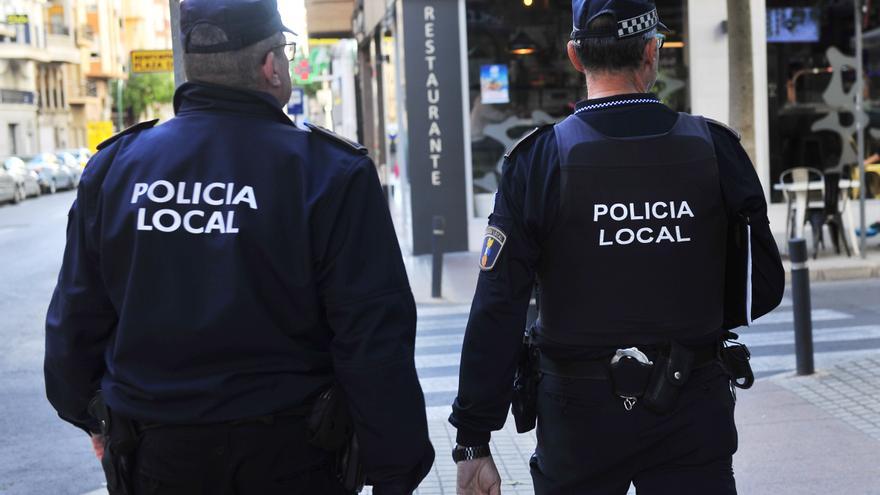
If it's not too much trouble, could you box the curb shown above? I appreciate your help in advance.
[783,260,880,283]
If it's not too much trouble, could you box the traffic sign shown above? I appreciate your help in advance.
[288,88,305,116]
[131,50,174,74]
[87,121,114,153]
[6,14,28,25]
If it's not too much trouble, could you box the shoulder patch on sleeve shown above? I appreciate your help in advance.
[705,118,741,141]
[305,122,368,155]
[504,123,555,160]
[479,226,507,271]
[97,119,159,151]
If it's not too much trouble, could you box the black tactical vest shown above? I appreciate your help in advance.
[537,113,727,347]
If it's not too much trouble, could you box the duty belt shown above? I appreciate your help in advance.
[133,403,313,433]
[539,343,720,380]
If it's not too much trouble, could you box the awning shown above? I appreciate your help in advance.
[305,0,356,38]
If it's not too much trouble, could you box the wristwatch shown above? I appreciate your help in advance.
[452,444,491,463]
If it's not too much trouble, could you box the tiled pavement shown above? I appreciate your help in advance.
[773,357,880,443]
[408,299,880,494]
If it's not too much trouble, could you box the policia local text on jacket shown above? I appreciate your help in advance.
[450,93,785,491]
[44,82,434,493]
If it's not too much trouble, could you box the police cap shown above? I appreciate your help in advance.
[181,0,295,54]
[571,0,668,40]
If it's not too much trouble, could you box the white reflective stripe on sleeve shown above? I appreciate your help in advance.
[746,224,753,326]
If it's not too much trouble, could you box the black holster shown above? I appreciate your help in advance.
[720,338,755,389]
[307,385,364,493]
[512,326,540,433]
[88,391,138,495]
[642,342,694,414]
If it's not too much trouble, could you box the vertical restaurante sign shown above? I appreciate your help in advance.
[403,0,468,255]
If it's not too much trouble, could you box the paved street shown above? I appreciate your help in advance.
[1,193,879,494]
[0,191,106,495]
[413,282,880,415]
[411,284,880,495]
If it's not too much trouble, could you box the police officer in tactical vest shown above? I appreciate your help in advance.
[450,1,784,493]
[44,1,434,493]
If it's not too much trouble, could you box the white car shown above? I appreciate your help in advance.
[3,157,41,200]
[0,164,18,204]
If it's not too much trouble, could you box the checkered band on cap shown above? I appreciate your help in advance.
[617,8,659,38]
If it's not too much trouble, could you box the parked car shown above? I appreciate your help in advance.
[61,148,92,168]
[3,157,41,200]
[0,163,17,204]
[57,152,82,188]
[24,153,75,194]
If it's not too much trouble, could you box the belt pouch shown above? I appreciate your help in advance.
[512,328,539,433]
[88,392,137,495]
[609,357,653,399]
[643,342,694,414]
[720,343,754,389]
[307,385,353,452]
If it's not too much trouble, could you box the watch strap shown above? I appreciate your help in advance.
[452,444,491,463]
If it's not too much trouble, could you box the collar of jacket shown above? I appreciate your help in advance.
[574,92,660,113]
[173,82,294,126]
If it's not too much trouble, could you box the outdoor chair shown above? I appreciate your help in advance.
[780,167,825,244]
[806,172,852,259]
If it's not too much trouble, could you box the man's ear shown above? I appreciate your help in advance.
[262,51,281,87]
[643,38,658,69]
[567,40,585,73]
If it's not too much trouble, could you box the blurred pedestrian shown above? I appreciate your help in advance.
[43,1,433,493]
[450,1,784,494]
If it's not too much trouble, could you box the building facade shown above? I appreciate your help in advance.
[0,0,80,157]
[70,0,126,146]
[334,0,877,256]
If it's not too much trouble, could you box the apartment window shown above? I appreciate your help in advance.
[8,124,18,155]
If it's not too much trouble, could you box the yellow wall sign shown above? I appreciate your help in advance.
[131,50,174,74]
[87,121,115,153]
[7,14,29,25]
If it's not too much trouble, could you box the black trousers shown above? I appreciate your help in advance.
[130,415,350,495]
[530,363,738,495]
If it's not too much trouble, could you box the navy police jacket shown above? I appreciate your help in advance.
[45,82,434,487]
[450,94,785,446]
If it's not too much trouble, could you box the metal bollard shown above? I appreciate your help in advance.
[431,216,445,299]
[789,238,815,375]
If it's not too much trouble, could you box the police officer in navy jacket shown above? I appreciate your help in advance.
[44,0,434,493]
[450,1,784,494]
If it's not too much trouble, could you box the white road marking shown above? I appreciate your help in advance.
[415,334,464,349]
[417,305,471,317]
[415,353,461,369]
[417,317,468,332]
[751,309,852,326]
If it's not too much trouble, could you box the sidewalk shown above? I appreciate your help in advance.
[406,249,880,304]
[411,354,880,495]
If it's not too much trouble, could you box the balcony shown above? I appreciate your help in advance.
[46,33,79,64]
[75,24,95,48]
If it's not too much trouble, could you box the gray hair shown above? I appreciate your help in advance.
[573,15,656,73]
[183,25,285,91]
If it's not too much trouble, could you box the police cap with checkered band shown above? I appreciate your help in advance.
[571,0,668,40]
[181,0,295,53]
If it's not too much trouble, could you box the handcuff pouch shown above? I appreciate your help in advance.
[643,341,694,414]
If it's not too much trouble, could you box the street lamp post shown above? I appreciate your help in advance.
[856,0,867,259]
[169,0,186,87]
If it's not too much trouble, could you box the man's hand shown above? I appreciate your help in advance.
[90,433,105,461]
[456,456,502,495]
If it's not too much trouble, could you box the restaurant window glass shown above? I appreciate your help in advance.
[767,0,880,202]
[465,0,689,217]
